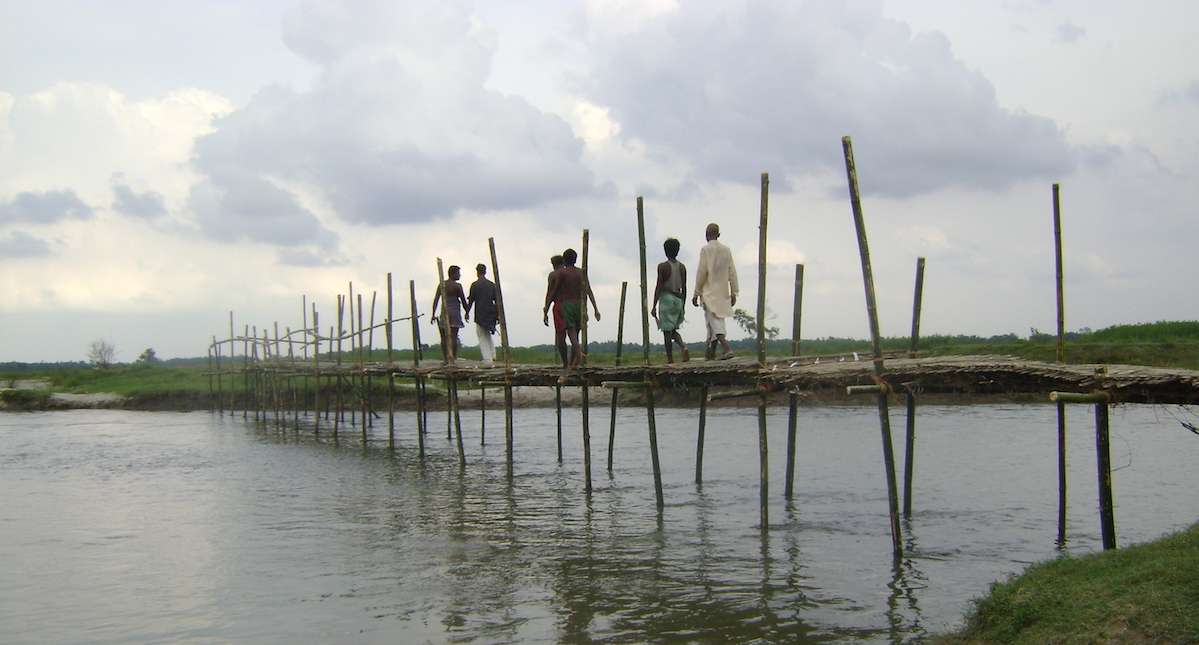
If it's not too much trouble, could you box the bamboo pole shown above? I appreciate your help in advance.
[696,383,709,484]
[409,280,425,459]
[637,197,651,366]
[755,172,770,527]
[452,377,465,466]
[1095,402,1116,549]
[555,384,563,463]
[636,195,663,508]
[581,229,590,365]
[505,381,514,478]
[756,172,769,366]
[785,264,803,500]
[581,229,593,494]
[488,238,511,367]
[842,135,903,557]
[608,281,628,471]
[903,257,926,518]
[313,307,321,436]
[1052,183,1069,544]
[435,258,454,364]
[387,273,395,449]
[647,383,664,509]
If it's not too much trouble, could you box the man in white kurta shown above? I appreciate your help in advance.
[691,223,738,360]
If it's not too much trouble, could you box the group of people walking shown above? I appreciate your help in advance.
[430,222,739,367]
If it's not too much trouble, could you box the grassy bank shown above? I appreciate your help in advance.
[4,321,1199,402]
[933,523,1199,644]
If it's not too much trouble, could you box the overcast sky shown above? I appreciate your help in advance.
[2,0,1197,362]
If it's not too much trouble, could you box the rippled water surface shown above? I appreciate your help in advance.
[2,403,1198,644]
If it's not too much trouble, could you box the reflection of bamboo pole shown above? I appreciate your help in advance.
[608,281,628,471]
[903,257,926,518]
[505,382,514,478]
[451,377,465,466]
[647,384,663,509]
[843,135,903,557]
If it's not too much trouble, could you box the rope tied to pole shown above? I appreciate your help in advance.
[870,374,894,395]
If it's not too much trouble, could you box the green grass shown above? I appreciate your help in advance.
[39,363,212,397]
[934,523,1199,644]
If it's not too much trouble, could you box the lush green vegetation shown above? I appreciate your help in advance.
[4,321,1199,400]
[934,523,1199,644]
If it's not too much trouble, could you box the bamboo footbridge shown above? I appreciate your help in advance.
[222,352,1199,405]
[209,139,1199,557]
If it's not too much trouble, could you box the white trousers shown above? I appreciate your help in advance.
[476,324,496,362]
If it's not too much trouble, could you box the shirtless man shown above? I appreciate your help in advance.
[430,265,468,362]
[543,248,601,368]
[543,255,566,365]
[651,237,690,363]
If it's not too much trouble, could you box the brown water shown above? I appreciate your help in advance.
[2,404,1197,643]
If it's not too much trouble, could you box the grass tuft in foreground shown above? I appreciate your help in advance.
[934,523,1199,644]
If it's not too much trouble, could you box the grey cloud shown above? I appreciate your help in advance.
[1055,22,1087,44]
[187,175,339,251]
[0,230,52,258]
[191,0,595,231]
[112,183,168,219]
[584,0,1073,197]
[0,190,94,224]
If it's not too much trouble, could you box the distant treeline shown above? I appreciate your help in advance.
[4,322,1198,372]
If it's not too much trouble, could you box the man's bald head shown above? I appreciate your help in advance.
[705,223,720,241]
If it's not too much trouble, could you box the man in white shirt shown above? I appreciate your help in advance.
[691,223,738,360]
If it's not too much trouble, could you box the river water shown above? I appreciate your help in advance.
[2,403,1198,644]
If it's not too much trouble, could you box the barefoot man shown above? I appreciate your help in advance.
[692,223,738,360]
[544,248,601,368]
[651,237,690,363]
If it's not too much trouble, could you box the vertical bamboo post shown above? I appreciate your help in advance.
[755,172,770,527]
[903,257,926,518]
[480,383,486,445]
[792,264,804,357]
[582,382,592,495]
[359,292,367,440]
[436,258,454,364]
[387,273,395,449]
[1053,183,1069,544]
[488,238,511,367]
[451,377,465,466]
[785,264,803,499]
[409,280,425,459]
[581,229,590,365]
[647,383,664,509]
[334,297,344,438]
[608,281,628,471]
[555,384,563,463]
[313,307,321,436]
[842,135,903,557]
[1095,401,1116,550]
[755,172,769,366]
[696,383,709,484]
[505,381,514,478]
[637,196,664,508]
[637,197,651,366]
[581,230,593,494]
